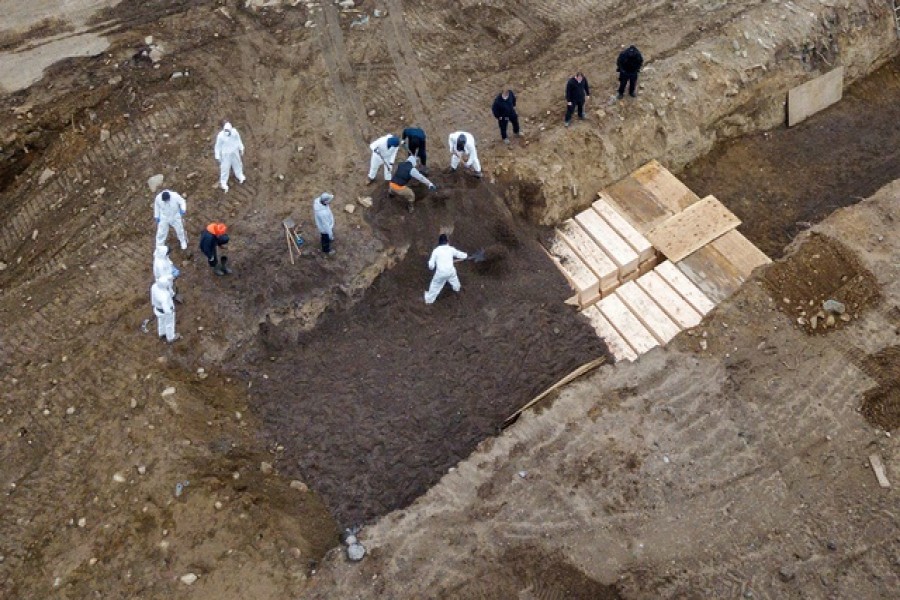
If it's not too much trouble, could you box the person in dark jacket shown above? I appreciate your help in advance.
[199,222,231,276]
[389,156,436,212]
[491,88,520,144]
[564,72,590,127]
[401,127,428,172]
[617,45,644,99]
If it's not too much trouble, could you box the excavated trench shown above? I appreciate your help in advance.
[247,55,900,528]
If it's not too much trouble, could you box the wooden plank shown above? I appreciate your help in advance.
[868,454,891,488]
[677,245,745,305]
[601,175,673,234]
[544,235,600,306]
[788,66,843,126]
[593,193,656,262]
[581,305,637,362]
[635,270,703,329]
[710,229,771,279]
[598,294,659,355]
[630,159,701,213]
[503,356,608,428]
[638,256,658,276]
[654,261,716,316]
[557,219,618,292]
[647,195,741,263]
[615,281,682,344]
[574,208,639,278]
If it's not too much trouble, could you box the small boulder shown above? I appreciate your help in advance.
[147,174,164,192]
[180,573,198,585]
[347,542,366,561]
[357,196,373,208]
[260,461,273,475]
[39,168,56,185]
[290,480,308,492]
[822,299,845,315]
[100,129,110,143]
[344,204,356,214]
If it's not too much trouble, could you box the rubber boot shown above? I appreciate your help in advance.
[220,255,233,275]
[213,260,226,276]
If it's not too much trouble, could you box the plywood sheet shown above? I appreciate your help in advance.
[677,245,745,305]
[631,160,701,214]
[788,66,843,127]
[601,175,673,234]
[581,305,637,362]
[598,294,659,355]
[544,235,600,305]
[635,270,703,329]
[710,230,771,279]
[654,261,716,316]
[615,281,681,344]
[574,208,639,277]
[593,193,656,262]
[647,195,741,262]
[557,219,618,292]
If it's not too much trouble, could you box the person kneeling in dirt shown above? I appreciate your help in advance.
[390,156,436,213]
[424,233,467,304]
[199,222,231,276]
[151,275,180,343]
[313,192,336,255]
[447,131,482,178]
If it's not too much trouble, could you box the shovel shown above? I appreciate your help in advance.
[466,249,486,263]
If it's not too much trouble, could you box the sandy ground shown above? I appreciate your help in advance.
[0,0,898,598]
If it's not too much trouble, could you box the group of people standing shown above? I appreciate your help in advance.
[149,122,242,344]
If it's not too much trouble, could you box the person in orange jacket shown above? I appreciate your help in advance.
[199,222,231,275]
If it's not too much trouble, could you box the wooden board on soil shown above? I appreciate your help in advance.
[581,305,638,362]
[557,219,619,293]
[598,294,659,355]
[654,261,717,316]
[544,235,600,306]
[635,270,704,329]
[615,281,681,345]
[710,229,771,279]
[574,208,639,278]
[647,195,741,262]
[677,245,746,305]
[593,193,656,263]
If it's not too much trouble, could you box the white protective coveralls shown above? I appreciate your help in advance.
[151,275,177,342]
[154,190,188,249]
[214,122,246,191]
[153,245,178,281]
[448,131,482,175]
[313,193,335,239]
[367,134,400,181]
[424,243,468,304]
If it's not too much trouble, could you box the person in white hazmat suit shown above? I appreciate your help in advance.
[424,233,468,304]
[367,134,401,183]
[151,274,179,343]
[214,121,246,192]
[153,245,181,281]
[447,131,482,177]
[154,189,188,250]
[313,192,336,255]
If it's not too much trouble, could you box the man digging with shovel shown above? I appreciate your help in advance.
[424,234,486,304]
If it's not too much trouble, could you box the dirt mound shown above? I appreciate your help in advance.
[761,234,881,335]
[247,181,609,526]
[860,345,900,431]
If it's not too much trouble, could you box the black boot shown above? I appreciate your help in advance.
[220,255,233,274]
[212,260,226,276]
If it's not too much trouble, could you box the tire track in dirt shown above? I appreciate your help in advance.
[383,0,436,133]
[315,3,372,152]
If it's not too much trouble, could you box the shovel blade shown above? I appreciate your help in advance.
[469,249,486,263]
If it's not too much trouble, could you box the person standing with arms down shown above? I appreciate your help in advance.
[154,189,188,250]
[564,71,590,127]
[447,132,482,178]
[616,45,644,99]
[401,126,428,173]
[491,88,520,144]
[313,192,336,255]
[214,121,246,192]
[151,274,179,343]
[389,156,436,213]
[424,233,468,305]
[367,134,401,184]
[199,222,231,276]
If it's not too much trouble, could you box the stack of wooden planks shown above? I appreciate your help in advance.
[547,160,772,362]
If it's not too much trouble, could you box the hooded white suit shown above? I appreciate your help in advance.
[214,122,246,191]
[368,134,400,181]
[424,242,468,304]
[154,190,188,249]
[448,131,481,175]
[151,276,177,341]
[153,245,180,282]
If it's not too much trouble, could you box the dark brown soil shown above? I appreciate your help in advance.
[680,55,900,258]
[860,345,900,431]
[761,234,881,335]
[247,180,610,526]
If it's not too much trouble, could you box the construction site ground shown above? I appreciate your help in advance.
[0,1,897,598]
